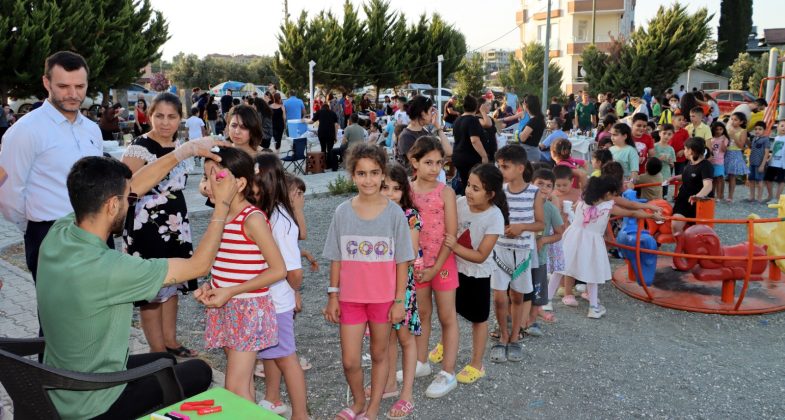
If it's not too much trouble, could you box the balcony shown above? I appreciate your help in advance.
[568,0,625,13]
[567,41,613,55]
[533,9,563,20]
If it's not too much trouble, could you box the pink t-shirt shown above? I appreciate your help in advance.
[557,157,585,189]
[710,136,728,165]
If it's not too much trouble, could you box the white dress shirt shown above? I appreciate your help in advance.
[0,100,103,231]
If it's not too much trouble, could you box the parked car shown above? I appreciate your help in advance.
[708,90,757,116]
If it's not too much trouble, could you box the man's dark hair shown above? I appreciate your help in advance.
[227,89,233,94]
[646,156,663,176]
[191,107,199,115]
[67,157,132,223]
[755,97,768,107]
[45,51,89,79]
[463,95,478,113]
[632,112,648,123]
[350,113,359,123]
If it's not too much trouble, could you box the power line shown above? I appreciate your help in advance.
[314,22,523,79]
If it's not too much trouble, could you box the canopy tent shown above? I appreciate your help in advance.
[209,81,246,96]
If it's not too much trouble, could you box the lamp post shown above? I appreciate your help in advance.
[308,60,316,118]
[542,0,552,112]
[438,55,444,121]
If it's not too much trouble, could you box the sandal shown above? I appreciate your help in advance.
[428,342,443,363]
[335,407,360,420]
[364,385,399,400]
[489,343,507,363]
[386,399,414,419]
[456,364,485,384]
[489,328,500,339]
[539,311,557,323]
[165,345,198,358]
[254,361,266,378]
[561,295,579,307]
[299,356,313,371]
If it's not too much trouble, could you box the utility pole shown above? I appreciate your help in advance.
[542,0,552,112]
[591,0,597,44]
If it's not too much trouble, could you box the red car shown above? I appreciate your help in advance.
[708,90,757,116]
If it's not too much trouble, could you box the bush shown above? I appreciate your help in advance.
[327,174,358,195]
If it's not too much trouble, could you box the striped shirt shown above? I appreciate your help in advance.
[496,183,538,250]
[210,205,271,299]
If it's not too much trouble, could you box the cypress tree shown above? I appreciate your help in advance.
[716,0,753,71]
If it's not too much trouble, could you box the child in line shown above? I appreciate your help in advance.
[197,147,287,401]
[709,122,730,201]
[631,113,655,175]
[764,120,785,203]
[491,145,544,363]
[591,149,613,178]
[748,121,770,203]
[381,164,421,419]
[688,107,712,140]
[252,154,308,420]
[528,168,565,325]
[323,144,413,420]
[551,164,585,305]
[670,111,690,175]
[555,175,659,318]
[550,138,588,189]
[408,137,460,399]
[637,157,664,201]
[284,174,320,273]
[444,164,507,383]
[669,138,715,236]
[725,112,749,203]
[654,124,676,197]
[609,123,640,183]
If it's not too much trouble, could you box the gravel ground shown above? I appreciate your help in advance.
[4,189,785,418]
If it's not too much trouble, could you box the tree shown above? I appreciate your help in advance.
[694,38,719,73]
[716,0,753,71]
[149,72,169,91]
[403,13,466,86]
[362,0,406,103]
[498,43,563,100]
[454,53,485,99]
[730,52,769,93]
[580,3,711,96]
[273,11,312,92]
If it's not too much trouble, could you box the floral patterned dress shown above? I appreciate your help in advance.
[393,208,422,335]
[122,135,195,303]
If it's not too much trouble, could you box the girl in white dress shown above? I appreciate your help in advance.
[556,175,657,318]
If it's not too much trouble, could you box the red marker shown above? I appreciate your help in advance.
[179,400,214,410]
[197,406,222,415]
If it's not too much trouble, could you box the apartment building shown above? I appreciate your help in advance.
[515,0,636,94]
[482,48,513,73]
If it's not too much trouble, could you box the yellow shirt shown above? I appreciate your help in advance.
[688,123,712,141]
[748,111,764,132]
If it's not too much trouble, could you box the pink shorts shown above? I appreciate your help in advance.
[414,254,459,291]
[339,301,393,325]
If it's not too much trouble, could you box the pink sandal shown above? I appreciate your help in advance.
[539,311,557,323]
[364,385,399,400]
[335,407,361,420]
[386,399,414,419]
[562,295,578,307]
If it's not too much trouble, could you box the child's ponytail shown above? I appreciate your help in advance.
[582,175,622,206]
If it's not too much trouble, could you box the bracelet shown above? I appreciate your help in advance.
[327,286,340,294]
[210,218,226,223]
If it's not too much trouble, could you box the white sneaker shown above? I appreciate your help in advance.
[575,284,587,293]
[587,304,607,319]
[396,360,431,382]
[425,370,457,398]
[258,399,289,415]
[542,301,553,312]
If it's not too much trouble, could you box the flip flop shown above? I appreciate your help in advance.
[165,345,198,358]
[364,385,399,400]
[386,399,414,419]
[335,407,359,420]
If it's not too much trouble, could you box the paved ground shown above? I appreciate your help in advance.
[2,171,785,418]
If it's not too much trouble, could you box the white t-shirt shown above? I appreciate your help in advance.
[395,109,410,125]
[769,136,785,169]
[185,116,204,140]
[455,196,505,277]
[268,206,302,313]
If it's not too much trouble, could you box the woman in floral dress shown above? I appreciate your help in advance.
[121,92,198,357]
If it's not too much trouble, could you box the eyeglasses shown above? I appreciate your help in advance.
[117,192,139,207]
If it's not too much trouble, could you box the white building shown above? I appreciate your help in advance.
[671,68,729,92]
[516,0,636,94]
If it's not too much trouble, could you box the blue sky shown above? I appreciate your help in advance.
[152,0,778,60]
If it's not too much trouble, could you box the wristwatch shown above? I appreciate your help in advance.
[327,287,340,294]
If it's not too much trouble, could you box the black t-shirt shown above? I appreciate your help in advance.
[397,127,429,163]
[478,116,498,161]
[679,159,714,198]
[547,103,563,120]
[523,114,546,148]
[220,95,233,114]
[444,103,458,124]
[314,108,338,137]
[453,114,485,162]
[206,103,219,120]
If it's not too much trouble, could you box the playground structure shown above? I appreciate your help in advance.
[610,186,785,315]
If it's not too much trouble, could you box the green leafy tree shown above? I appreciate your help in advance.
[454,53,485,99]
[730,52,770,93]
[498,43,563,99]
[403,13,466,86]
[273,11,312,92]
[581,3,711,95]
[362,0,405,103]
[716,0,753,71]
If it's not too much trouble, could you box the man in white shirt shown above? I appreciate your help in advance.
[394,96,410,125]
[185,107,206,140]
[0,51,103,281]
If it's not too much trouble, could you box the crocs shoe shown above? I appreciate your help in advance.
[425,370,457,398]
[562,295,579,307]
[258,399,289,415]
[524,323,544,337]
[506,341,524,362]
[456,364,486,384]
[428,343,443,364]
[396,360,431,382]
[588,304,607,319]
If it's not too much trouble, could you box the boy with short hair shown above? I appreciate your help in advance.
[748,121,771,203]
[654,124,676,197]
[669,110,690,175]
[637,157,664,201]
[528,168,565,329]
[658,96,679,125]
[688,107,712,140]
[631,113,655,174]
[491,145,545,362]
[764,120,785,203]
[185,107,206,140]
[552,165,581,214]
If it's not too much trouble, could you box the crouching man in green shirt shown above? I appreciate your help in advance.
[36,138,237,419]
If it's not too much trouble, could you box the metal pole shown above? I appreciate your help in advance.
[308,60,316,119]
[591,0,597,44]
[779,60,785,118]
[542,0,552,112]
[766,48,779,102]
[438,55,444,122]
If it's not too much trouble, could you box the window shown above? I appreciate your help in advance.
[538,23,559,50]
[576,62,585,82]
[716,92,730,101]
[700,82,719,90]
[731,93,744,102]
[576,20,589,42]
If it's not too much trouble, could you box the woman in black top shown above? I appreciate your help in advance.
[452,95,487,194]
[311,104,340,170]
[518,94,545,163]
[271,92,286,150]
[669,137,714,235]
[253,97,274,149]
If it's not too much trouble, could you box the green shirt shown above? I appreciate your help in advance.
[37,214,168,419]
[610,145,640,178]
[343,123,366,147]
[538,200,564,262]
[654,143,676,179]
[575,102,595,127]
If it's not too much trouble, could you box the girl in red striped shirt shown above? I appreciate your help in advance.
[195,147,286,401]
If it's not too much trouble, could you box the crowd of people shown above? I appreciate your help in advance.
[2,49,785,420]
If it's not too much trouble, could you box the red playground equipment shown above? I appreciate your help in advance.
[610,194,785,315]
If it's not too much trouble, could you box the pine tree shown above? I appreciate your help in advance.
[498,44,563,99]
[716,0,753,71]
[363,0,405,104]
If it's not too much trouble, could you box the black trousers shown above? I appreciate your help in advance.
[319,136,336,171]
[93,353,212,419]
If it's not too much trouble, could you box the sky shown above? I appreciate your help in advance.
[151,0,779,61]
